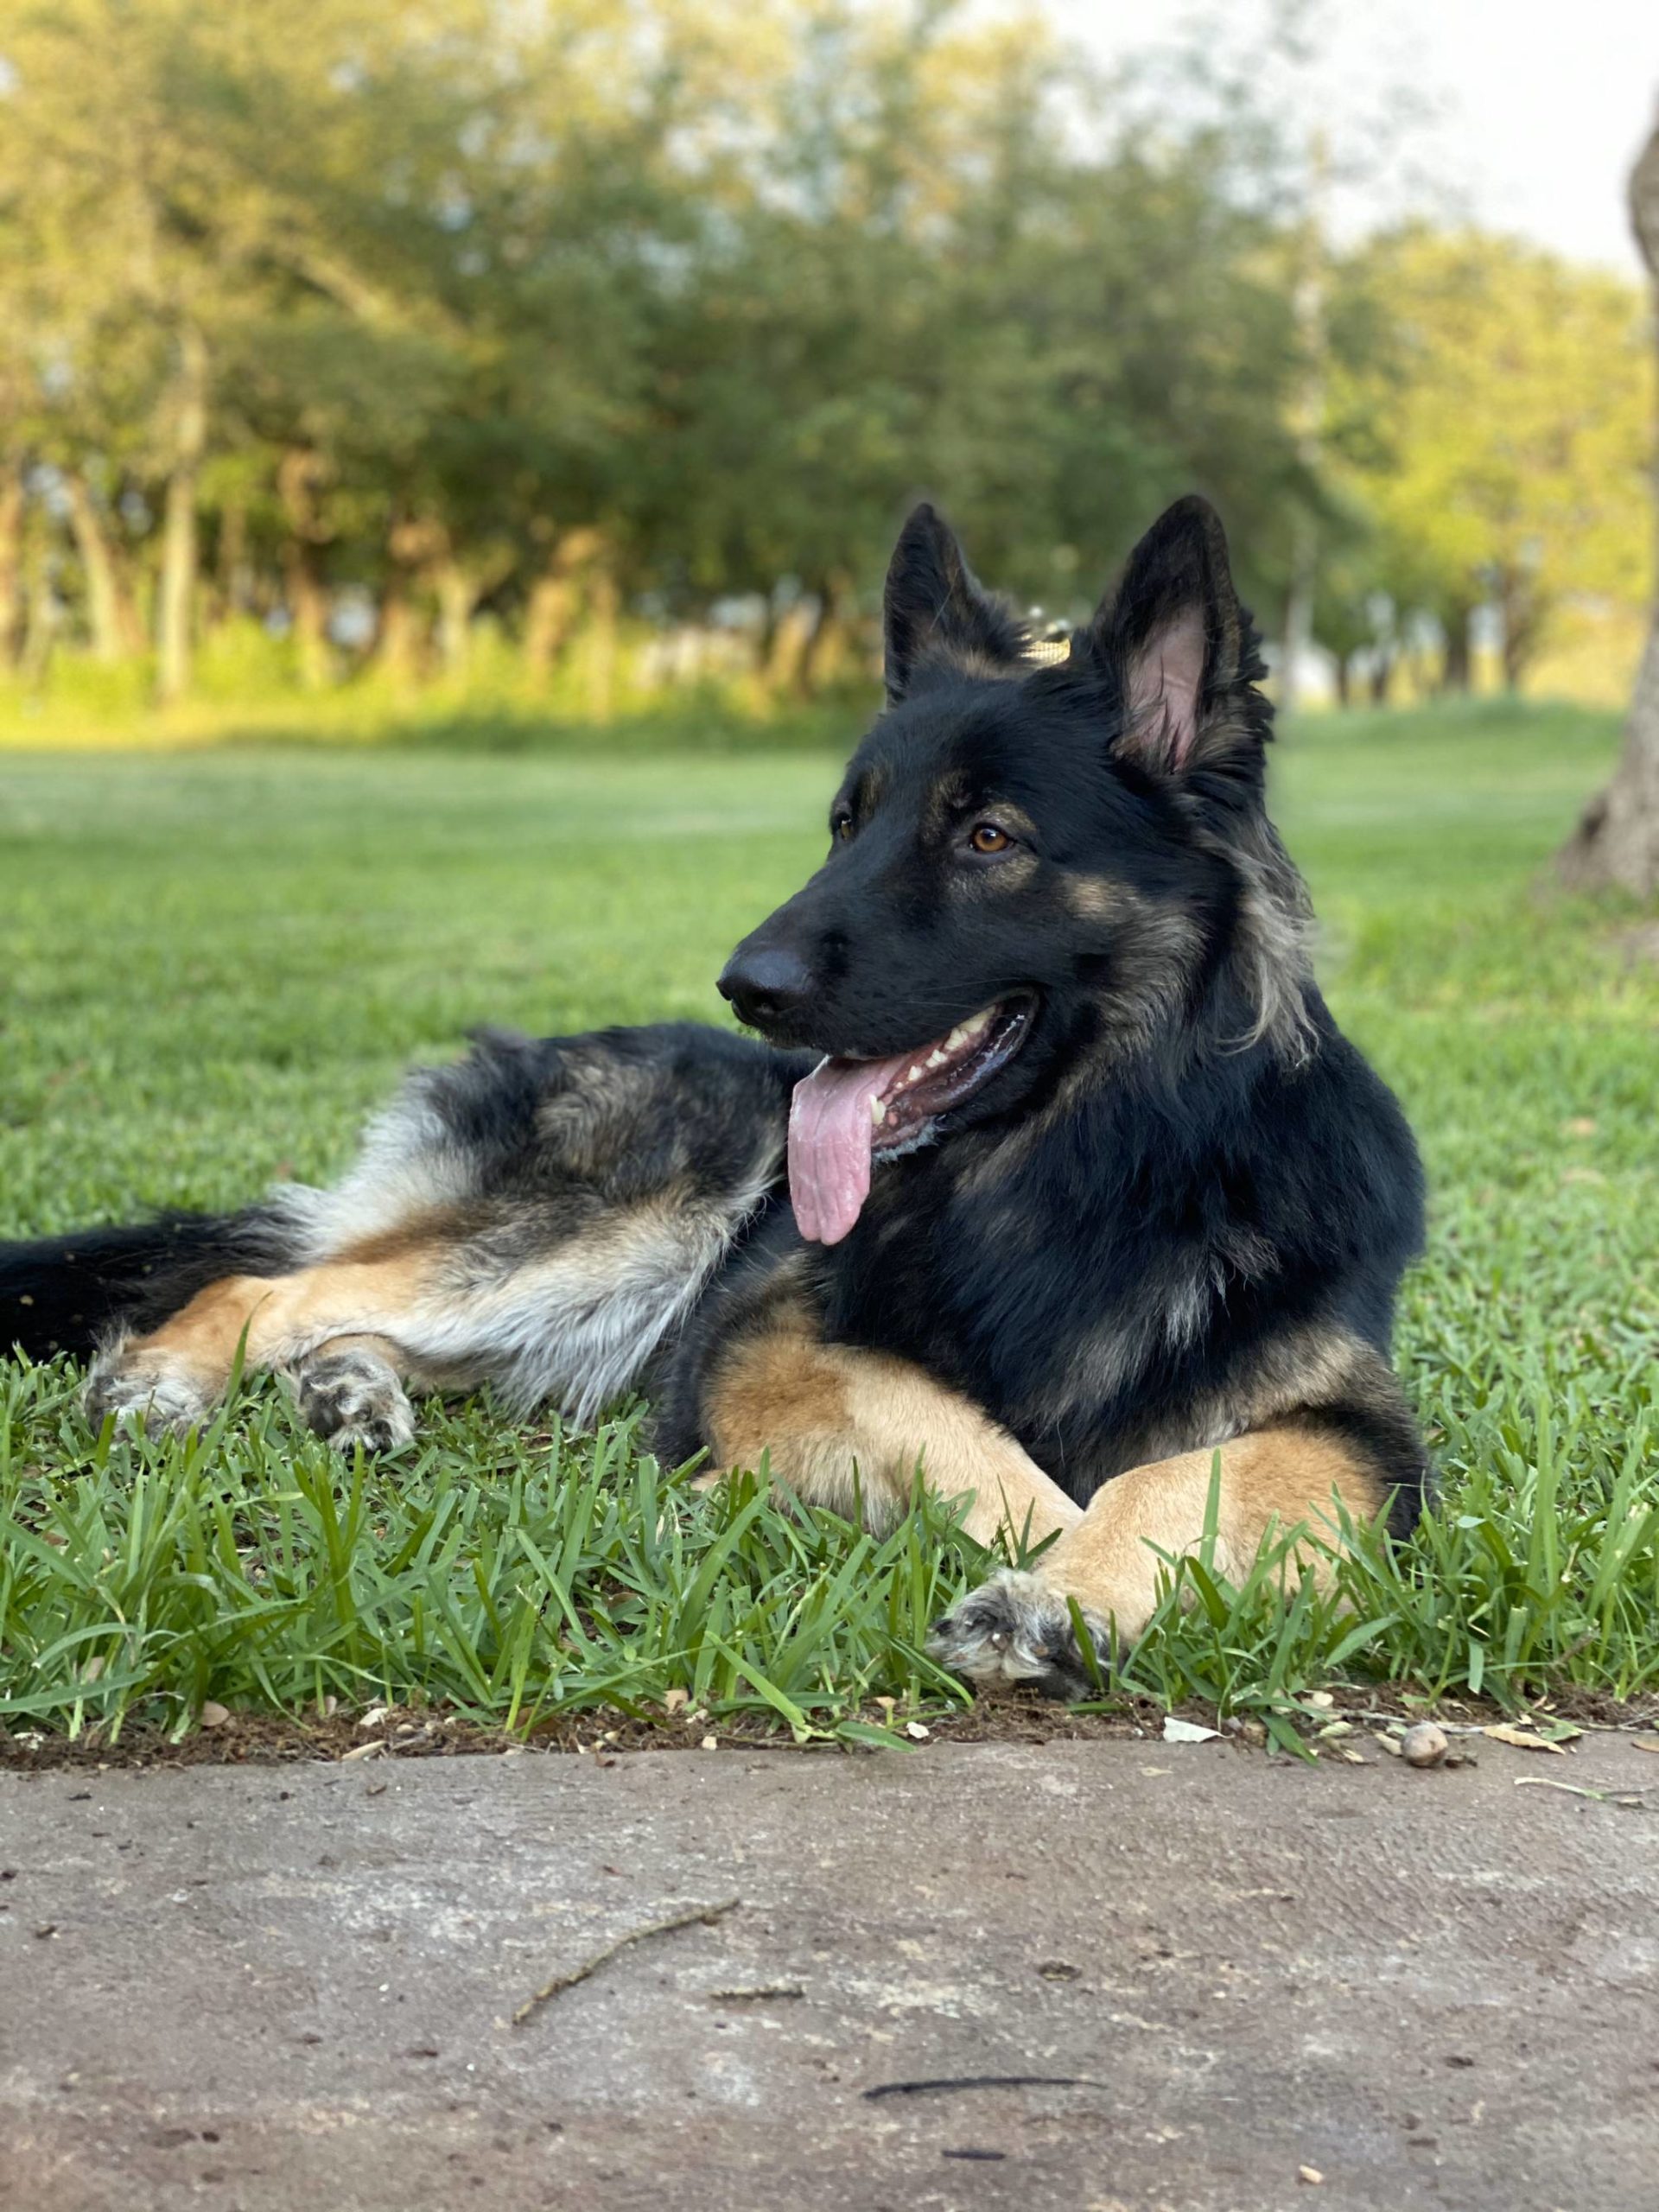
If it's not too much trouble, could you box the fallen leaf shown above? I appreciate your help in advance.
[1163,1717,1221,1744]
[1635,1738,1659,1755]
[905,1720,931,1741]
[341,1739,384,1764]
[662,1688,690,1715]
[699,1734,719,1751]
[199,1702,230,1730]
[1483,1725,1565,1755]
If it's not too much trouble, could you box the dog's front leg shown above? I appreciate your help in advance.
[699,1297,1081,1553]
[930,1426,1394,1698]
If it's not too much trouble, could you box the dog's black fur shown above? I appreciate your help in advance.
[3,496,1429,1554]
[656,497,1428,1525]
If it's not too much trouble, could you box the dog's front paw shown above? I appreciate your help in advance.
[84,1348,217,1439]
[929,1569,1109,1700]
[295,1349,415,1455]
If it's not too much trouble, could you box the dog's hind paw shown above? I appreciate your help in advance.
[83,1352,217,1440]
[929,1569,1109,1700]
[295,1347,416,1456]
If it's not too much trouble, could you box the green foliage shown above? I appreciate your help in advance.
[1325,231,1656,688]
[2,701,1656,1738]
[12,3,1644,713]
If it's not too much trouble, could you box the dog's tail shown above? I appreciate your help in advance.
[1,1208,302,1364]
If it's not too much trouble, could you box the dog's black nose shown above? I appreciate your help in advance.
[718,945,814,1030]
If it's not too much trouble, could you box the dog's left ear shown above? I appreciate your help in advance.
[1078,496,1260,779]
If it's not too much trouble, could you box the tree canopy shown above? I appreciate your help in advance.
[0,0,1650,708]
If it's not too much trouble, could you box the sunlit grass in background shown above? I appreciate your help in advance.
[3,696,1656,1743]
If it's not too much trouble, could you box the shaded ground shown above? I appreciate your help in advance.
[3,1735,1656,2211]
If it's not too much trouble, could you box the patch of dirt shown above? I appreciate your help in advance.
[5,1682,1654,1776]
[0,1694,1162,1774]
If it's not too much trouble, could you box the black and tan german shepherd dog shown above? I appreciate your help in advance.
[2,497,1428,1695]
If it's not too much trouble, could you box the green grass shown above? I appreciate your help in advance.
[3,696,1657,1745]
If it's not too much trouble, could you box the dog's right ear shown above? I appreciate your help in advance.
[882,504,1030,704]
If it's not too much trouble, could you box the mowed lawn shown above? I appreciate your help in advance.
[3,699,1656,1745]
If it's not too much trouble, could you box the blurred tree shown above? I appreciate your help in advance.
[1558,112,1659,900]
[1338,229,1652,693]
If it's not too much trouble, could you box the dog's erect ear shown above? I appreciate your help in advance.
[882,504,1030,704]
[1080,496,1259,778]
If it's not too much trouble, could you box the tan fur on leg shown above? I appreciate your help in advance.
[84,1254,437,1436]
[931,1425,1387,1692]
[705,1315,1081,1548]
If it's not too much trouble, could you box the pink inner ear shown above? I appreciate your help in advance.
[1127,603,1206,769]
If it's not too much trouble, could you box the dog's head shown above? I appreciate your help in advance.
[719,496,1311,1243]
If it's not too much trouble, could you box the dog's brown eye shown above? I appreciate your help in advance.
[969,823,1012,855]
[832,813,854,843]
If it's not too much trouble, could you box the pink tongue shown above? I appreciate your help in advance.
[788,1051,912,1245]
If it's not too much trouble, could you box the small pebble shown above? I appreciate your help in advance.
[1298,2165,1324,2186]
[1402,1722,1449,1768]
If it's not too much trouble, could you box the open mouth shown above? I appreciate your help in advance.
[788,995,1034,1246]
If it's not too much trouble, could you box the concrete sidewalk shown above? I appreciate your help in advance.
[2,1734,1656,2211]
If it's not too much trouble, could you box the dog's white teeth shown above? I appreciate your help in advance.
[870,1096,887,1126]
[963,1007,992,1039]
[926,1047,948,1070]
[907,1065,924,1084]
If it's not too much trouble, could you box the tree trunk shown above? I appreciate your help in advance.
[156,325,208,704]
[585,563,619,721]
[1369,650,1395,707]
[215,498,251,619]
[522,525,606,677]
[282,539,332,688]
[1498,573,1542,693]
[1557,112,1659,899]
[277,447,334,690]
[1559,624,1659,896]
[1333,653,1351,709]
[0,460,23,669]
[1278,513,1318,719]
[65,474,138,664]
[19,511,60,686]
[1439,606,1472,694]
[372,573,424,685]
[798,578,851,695]
[766,597,820,696]
[434,561,480,680]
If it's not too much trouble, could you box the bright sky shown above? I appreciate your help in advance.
[1040,0,1659,276]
